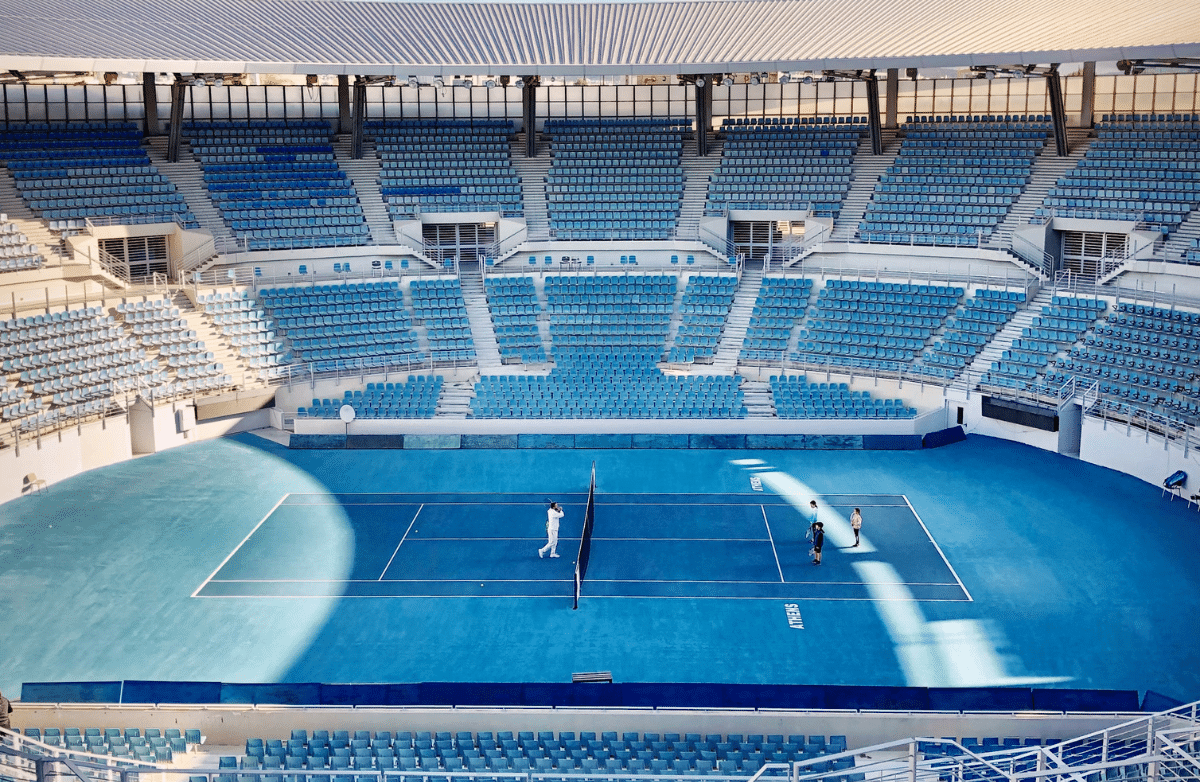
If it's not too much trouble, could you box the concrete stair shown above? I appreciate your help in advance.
[711,262,763,372]
[459,260,503,372]
[830,131,900,241]
[677,134,723,240]
[437,380,475,418]
[984,129,1092,251]
[741,379,775,418]
[332,135,397,244]
[510,135,552,242]
[145,137,233,248]
[1161,205,1200,263]
[961,288,1054,384]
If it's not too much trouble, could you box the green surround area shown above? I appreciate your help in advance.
[0,432,1197,700]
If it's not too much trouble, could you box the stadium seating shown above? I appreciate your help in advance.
[409,278,477,363]
[1046,301,1200,424]
[185,119,369,250]
[0,121,198,228]
[300,376,442,419]
[979,296,1107,392]
[740,276,813,363]
[472,273,746,419]
[367,119,522,219]
[668,274,737,363]
[0,305,171,431]
[912,288,1027,379]
[544,118,688,240]
[1037,115,1200,236]
[20,726,198,760]
[257,281,424,372]
[485,276,546,364]
[792,280,963,372]
[860,116,1050,245]
[203,729,850,776]
[771,375,915,418]
[0,216,44,273]
[118,298,233,396]
[199,290,292,381]
[707,117,865,214]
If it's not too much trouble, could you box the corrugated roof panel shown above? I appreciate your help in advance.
[0,0,1197,74]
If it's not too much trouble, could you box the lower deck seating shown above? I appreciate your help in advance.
[258,281,423,373]
[912,288,1027,379]
[669,274,737,363]
[301,377,442,419]
[741,276,813,362]
[486,275,545,364]
[979,296,1107,393]
[1046,301,1200,423]
[226,728,849,777]
[21,726,199,761]
[771,375,915,419]
[792,280,962,372]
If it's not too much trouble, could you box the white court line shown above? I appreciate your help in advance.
[903,494,973,602]
[379,503,424,581]
[195,594,972,601]
[191,493,289,598]
[761,506,785,583]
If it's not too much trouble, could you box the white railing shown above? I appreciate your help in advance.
[1,703,1197,782]
[1011,234,1055,279]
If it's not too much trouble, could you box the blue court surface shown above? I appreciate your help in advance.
[1,432,1198,700]
[197,493,965,601]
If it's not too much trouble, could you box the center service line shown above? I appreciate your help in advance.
[761,506,785,583]
[379,503,424,581]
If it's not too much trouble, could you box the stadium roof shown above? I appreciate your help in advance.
[2,0,1199,79]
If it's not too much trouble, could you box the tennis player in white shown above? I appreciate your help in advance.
[539,501,564,558]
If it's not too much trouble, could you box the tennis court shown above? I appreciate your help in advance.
[194,491,968,603]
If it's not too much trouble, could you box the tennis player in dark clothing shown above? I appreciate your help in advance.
[811,522,825,565]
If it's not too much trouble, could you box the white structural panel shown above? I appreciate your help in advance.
[0,0,1198,77]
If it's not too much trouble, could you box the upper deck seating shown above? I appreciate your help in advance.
[707,117,864,214]
[368,119,522,219]
[861,115,1050,245]
[0,121,197,227]
[0,216,44,273]
[185,120,369,250]
[1037,114,1200,236]
[544,118,688,241]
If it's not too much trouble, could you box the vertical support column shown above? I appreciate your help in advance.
[1046,67,1069,156]
[695,77,712,156]
[865,73,883,155]
[351,79,366,160]
[1079,61,1096,129]
[907,741,917,782]
[885,68,899,129]
[167,79,186,163]
[523,77,537,157]
[142,73,160,137]
[337,74,351,135]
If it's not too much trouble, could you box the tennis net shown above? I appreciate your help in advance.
[572,461,597,610]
